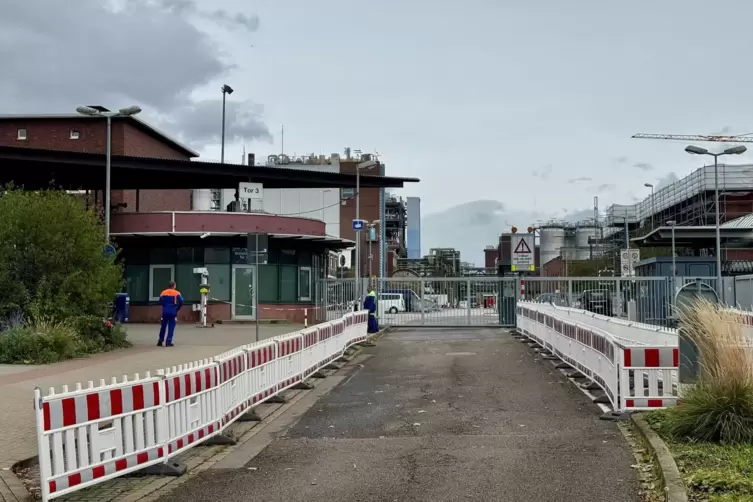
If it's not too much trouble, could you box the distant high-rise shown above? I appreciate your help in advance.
[406,197,421,259]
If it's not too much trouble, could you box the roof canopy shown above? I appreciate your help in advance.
[0,146,420,190]
[631,224,753,247]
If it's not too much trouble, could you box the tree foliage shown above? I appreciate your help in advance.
[0,188,123,320]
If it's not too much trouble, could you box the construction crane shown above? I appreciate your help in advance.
[632,132,753,143]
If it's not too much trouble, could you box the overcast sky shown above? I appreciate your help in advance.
[3,0,753,221]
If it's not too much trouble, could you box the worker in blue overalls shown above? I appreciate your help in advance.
[363,289,379,333]
[158,281,184,347]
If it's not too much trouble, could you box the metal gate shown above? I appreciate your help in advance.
[316,276,719,328]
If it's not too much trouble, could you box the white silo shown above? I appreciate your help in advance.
[539,222,567,268]
[575,223,600,260]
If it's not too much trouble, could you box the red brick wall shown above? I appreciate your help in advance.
[0,117,194,213]
[339,160,381,277]
[129,303,319,324]
[543,256,564,277]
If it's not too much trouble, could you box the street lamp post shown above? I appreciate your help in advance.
[366,220,381,278]
[220,85,234,164]
[685,144,747,293]
[76,106,142,242]
[354,159,378,300]
[667,220,677,295]
[644,183,655,230]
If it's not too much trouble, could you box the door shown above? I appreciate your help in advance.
[232,265,256,319]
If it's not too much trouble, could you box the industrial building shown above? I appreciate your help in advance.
[0,112,418,322]
[530,163,753,277]
[406,196,421,259]
[395,247,462,277]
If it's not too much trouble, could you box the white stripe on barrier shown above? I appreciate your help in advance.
[34,310,371,501]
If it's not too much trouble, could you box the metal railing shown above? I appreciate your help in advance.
[316,276,723,328]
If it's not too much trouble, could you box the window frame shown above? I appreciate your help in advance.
[298,266,312,301]
[149,264,175,301]
[70,129,81,140]
[17,128,26,140]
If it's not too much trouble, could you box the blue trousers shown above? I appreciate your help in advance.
[158,315,177,344]
[367,313,379,333]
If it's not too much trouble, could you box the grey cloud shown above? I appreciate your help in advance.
[0,0,267,148]
[568,177,592,184]
[613,156,628,164]
[532,164,553,180]
[160,99,271,148]
[596,183,616,192]
[633,162,654,171]
[656,172,679,189]
[158,0,260,32]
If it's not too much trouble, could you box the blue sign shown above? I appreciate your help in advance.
[352,219,365,231]
[103,244,116,257]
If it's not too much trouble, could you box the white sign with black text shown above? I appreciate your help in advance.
[619,248,640,277]
[239,182,264,200]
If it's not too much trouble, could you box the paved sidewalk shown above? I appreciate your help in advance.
[0,322,301,470]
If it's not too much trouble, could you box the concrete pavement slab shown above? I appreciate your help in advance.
[156,328,641,502]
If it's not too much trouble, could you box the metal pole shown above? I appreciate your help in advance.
[355,168,361,304]
[368,231,373,278]
[255,232,260,342]
[714,154,722,291]
[671,223,676,284]
[105,115,112,242]
[220,91,227,164]
[651,186,655,230]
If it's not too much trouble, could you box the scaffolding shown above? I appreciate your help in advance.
[606,163,753,227]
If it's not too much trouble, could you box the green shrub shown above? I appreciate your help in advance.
[660,300,753,444]
[72,315,130,350]
[0,319,82,364]
[0,188,123,321]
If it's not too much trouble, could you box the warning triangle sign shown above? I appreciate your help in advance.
[514,239,532,254]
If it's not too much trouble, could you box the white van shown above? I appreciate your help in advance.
[378,293,406,314]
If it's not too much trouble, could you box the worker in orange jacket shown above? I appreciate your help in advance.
[157,281,184,347]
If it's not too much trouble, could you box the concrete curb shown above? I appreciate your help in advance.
[630,414,688,502]
[366,326,391,343]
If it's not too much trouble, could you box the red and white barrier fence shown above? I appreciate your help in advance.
[34,310,370,501]
[516,302,679,414]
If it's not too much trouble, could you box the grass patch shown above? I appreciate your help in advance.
[646,410,753,501]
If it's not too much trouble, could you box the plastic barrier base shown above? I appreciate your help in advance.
[203,432,237,446]
[599,410,631,421]
[294,381,314,390]
[267,394,287,404]
[137,460,187,477]
[237,410,262,422]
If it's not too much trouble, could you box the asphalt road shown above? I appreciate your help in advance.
[158,328,640,502]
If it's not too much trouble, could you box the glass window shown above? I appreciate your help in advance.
[149,248,175,263]
[299,267,312,301]
[258,265,279,303]
[176,247,204,264]
[278,248,297,265]
[279,265,297,303]
[297,249,312,266]
[206,264,231,302]
[17,128,26,140]
[125,265,149,302]
[149,265,174,301]
[205,247,230,264]
[175,264,200,303]
[341,188,354,199]
[70,129,81,140]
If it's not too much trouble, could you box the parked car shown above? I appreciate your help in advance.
[580,289,613,316]
[378,293,406,314]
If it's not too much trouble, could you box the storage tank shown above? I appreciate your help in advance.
[575,224,600,260]
[539,223,567,268]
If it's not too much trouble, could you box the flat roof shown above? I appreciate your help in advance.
[0,113,199,158]
[0,146,420,190]
[631,224,753,247]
